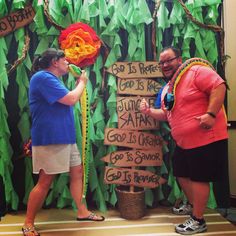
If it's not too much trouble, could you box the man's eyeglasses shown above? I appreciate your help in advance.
[158,56,179,67]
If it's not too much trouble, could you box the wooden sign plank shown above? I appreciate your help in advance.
[101,149,163,167]
[117,78,162,96]
[104,128,162,150]
[107,62,163,78]
[0,5,35,37]
[104,167,166,188]
[117,96,159,130]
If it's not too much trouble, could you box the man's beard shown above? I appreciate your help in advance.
[164,72,175,82]
[163,63,181,82]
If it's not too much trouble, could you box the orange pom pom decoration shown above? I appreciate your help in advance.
[58,22,101,68]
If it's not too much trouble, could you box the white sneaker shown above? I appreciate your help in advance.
[172,203,192,215]
[175,216,207,235]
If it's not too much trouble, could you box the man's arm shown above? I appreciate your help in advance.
[195,83,226,129]
[206,83,226,116]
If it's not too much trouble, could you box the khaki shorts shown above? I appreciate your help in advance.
[32,144,81,174]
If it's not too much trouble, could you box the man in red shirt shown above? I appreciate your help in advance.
[140,46,228,235]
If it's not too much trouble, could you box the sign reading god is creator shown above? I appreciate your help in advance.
[104,128,163,150]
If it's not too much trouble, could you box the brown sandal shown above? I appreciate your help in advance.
[22,226,40,236]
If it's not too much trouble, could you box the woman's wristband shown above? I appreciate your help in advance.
[206,111,216,118]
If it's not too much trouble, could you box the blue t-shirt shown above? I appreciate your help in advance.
[29,71,76,145]
[154,86,164,109]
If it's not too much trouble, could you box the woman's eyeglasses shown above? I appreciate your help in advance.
[158,56,179,67]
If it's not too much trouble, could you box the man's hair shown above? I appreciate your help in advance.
[160,46,181,57]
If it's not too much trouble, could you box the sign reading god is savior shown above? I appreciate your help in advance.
[102,149,162,167]
[0,5,35,37]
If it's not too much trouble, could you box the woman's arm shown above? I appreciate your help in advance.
[58,70,88,106]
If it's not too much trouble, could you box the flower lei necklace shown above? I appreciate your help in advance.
[164,57,215,111]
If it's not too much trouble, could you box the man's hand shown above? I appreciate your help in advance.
[195,113,216,130]
[140,98,150,114]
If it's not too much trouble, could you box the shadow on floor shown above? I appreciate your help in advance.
[217,207,236,224]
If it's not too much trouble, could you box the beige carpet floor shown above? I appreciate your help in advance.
[1,207,236,236]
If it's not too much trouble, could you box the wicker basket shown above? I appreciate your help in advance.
[115,186,146,220]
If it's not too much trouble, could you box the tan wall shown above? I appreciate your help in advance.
[224,0,236,197]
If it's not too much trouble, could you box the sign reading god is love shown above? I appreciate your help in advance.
[0,5,35,37]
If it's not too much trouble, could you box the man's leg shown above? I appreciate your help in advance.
[192,181,210,219]
[177,177,193,205]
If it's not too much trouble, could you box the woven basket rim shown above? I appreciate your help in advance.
[115,187,145,195]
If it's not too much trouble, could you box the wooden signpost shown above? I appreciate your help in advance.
[104,61,165,186]
[0,5,35,37]
[104,62,165,219]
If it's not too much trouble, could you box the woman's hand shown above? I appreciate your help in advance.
[76,70,88,85]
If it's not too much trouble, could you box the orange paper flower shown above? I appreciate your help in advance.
[58,22,101,67]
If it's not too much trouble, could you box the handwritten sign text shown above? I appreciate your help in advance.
[104,128,162,150]
[102,149,162,167]
[104,167,166,188]
[0,5,35,37]
[117,96,159,130]
[107,62,163,78]
[117,78,162,95]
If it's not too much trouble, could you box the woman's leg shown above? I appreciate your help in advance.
[69,165,104,220]
[24,170,55,227]
[69,165,91,217]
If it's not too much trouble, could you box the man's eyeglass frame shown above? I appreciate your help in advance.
[158,56,179,67]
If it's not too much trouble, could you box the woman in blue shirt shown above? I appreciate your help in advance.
[22,48,104,236]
